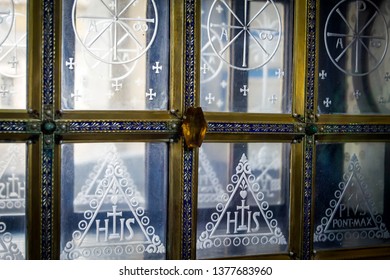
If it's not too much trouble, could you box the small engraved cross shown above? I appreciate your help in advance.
[146,89,157,101]
[240,85,249,96]
[268,95,278,104]
[275,68,284,78]
[220,80,227,88]
[71,91,82,101]
[66,58,76,70]
[8,56,19,69]
[319,70,327,80]
[323,97,332,107]
[152,62,162,74]
[112,80,122,92]
[385,72,390,82]
[0,85,9,97]
[353,90,361,100]
[216,4,223,13]
[201,64,209,74]
[205,93,215,104]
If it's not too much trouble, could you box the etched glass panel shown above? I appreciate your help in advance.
[200,0,293,113]
[61,0,169,110]
[197,143,290,259]
[314,142,390,250]
[60,142,168,260]
[0,0,27,110]
[318,0,390,114]
[0,143,27,260]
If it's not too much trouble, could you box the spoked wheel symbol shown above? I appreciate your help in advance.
[324,0,388,76]
[72,0,158,65]
[207,0,281,71]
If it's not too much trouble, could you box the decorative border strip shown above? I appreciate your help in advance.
[208,122,295,133]
[182,148,194,260]
[185,0,196,108]
[303,137,314,260]
[65,121,175,132]
[43,0,55,105]
[306,0,316,112]
[321,124,390,134]
[0,122,28,132]
[41,136,54,259]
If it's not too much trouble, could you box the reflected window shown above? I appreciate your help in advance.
[200,0,293,113]
[60,142,168,260]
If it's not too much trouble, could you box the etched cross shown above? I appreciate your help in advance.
[8,56,19,69]
[275,68,284,78]
[220,80,227,88]
[71,91,82,101]
[112,80,122,92]
[323,97,332,107]
[240,85,249,96]
[201,64,209,74]
[146,89,157,101]
[319,70,327,80]
[268,95,278,104]
[66,58,76,70]
[205,93,215,104]
[152,62,162,74]
[0,85,9,97]
[353,90,361,100]
[385,72,390,82]
[216,4,224,13]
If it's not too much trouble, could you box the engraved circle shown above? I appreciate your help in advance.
[324,0,389,76]
[207,0,282,71]
[0,222,6,233]
[146,226,155,235]
[136,245,145,253]
[251,236,259,245]
[211,212,219,222]
[125,245,134,254]
[242,237,250,246]
[93,247,102,257]
[0,0,14,47]
[141,216,150,226]
[136,207,145,216]
[2,232,12,243]
[72,0,159,65]
[233,237,241,247]
[213,238,222,247]
[216,203,224,212]
[223,238,231,247]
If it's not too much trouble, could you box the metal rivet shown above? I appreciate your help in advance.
[61,124,66,130]
[169,138,175,143]
[292,139,297,144]
[320,126,324,132]
[46,110,52,116]
[45,139,52,145]
[309,114,315,119]
[316,113,320,118]
[172,123,177,129]
[308,139,313,144]
[293,113,298,118]
[32,124,38,129]
[298,126,303,132]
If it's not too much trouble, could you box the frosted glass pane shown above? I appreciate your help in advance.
[314,142,390,250]
[60,142,168,260]
[0,0,27,109]
[197,143,290,259]
[200,0,293,113]
[0,143,27,260]
[61,0,169,110]
[318,0,390,114]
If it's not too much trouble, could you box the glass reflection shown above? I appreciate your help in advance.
[0,143,27,260]
[60,142,168,260]
[200,0,292,113]
[197,142,290,259]
[0,0,27,110]
[314,142,390,250]
[62,0,169,110]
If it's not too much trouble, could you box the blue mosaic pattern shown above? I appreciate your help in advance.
[303,137,314,260]
[43,0,55,105]
[0,122,27,132]
[67,121,173,132]
[185,0,196,108]
[41,137,54,259]
[182,148,194,260]
[306,0,316,112]
[321,124,390,134]
[208,122,295,133]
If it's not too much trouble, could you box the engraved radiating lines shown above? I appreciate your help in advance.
[73,0,158,64]
[207,0,280,70]
[324,0,388,76]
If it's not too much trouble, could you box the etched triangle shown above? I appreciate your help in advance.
[0,144,26,216]
[315,154,390,242]
[62,149,165,259]
[0,222,24,260]
[197,154,287,250]
[198,149,225,206]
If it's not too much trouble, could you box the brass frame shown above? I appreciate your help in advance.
[0,0,389,260]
